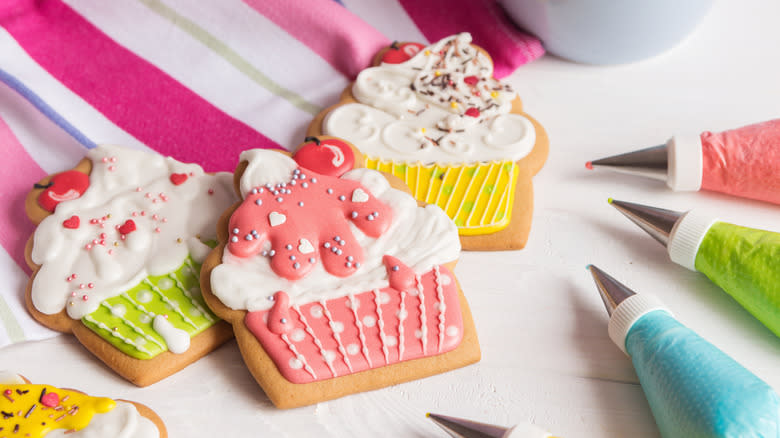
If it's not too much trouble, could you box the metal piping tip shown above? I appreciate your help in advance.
[587,265,637,316]
[427,413,507,438]
[608,199,684,247]
[587,144,669,182]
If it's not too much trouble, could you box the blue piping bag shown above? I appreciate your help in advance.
[588,265,780,437]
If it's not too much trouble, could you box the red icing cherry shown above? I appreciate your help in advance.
[465,107,481,118]
[293,137,355,177]
[118,219,137,235]
[463,75,479,86]
[36,170,90,213]
[383,255,416,292]
[381,42,425,64]
[62,215,80,229]
[170,173,188,185]
[41,391,60,407]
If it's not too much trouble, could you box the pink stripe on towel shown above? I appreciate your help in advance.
[243,0,390,78]
[0,116,45,273]
[399,0,545,78]
[0,0,282,172]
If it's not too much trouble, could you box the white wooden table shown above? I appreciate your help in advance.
[3,1,780,435]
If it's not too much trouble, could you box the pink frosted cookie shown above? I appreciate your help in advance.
[200,136,481,408]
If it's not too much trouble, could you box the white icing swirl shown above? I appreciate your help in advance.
[30,145,237,319]
[324,33,536,165]
[45,402,160,438]
[210,151,461,311]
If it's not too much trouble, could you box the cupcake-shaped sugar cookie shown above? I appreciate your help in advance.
[24,145,236,386]
[0,371,166,437]
[200,137,480,408]
[308,33,549,250]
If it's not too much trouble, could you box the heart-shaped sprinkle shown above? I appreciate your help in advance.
[463,75,479,86]
[63,215,80,229]
[351,188,369,203]
[465,107,480,118]
[298,238,314,254]
[118,219,137,235]
[41,391,60,407]
[170,173,188,185]
[268,212,286,227]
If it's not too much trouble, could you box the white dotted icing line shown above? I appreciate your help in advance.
[435,265,446,353]
[292,305,337,378]
[398,290,407,361]
[99,301,165,350]
[415,275,428,355]
[348,294,372,368]
[143,279,198,329]
[320,299,353,373]
[121,292,156,321]
[373,289,390,365]
[83,314,153,356]
[171,262,214,323]
[281,333,317,380]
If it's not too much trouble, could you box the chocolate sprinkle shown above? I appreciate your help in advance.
[1,411,13,419]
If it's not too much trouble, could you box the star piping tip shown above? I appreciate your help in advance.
[585,161,593,170]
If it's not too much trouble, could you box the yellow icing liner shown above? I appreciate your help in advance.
[364,157,518,235]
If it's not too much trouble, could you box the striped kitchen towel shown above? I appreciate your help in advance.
[0,0,543,347]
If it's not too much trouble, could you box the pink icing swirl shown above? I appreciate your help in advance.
[227,166,393,280]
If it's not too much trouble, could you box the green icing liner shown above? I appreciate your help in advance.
[695,221,780,336]
[81,256,218,359]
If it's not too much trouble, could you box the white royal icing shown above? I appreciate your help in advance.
[46,401,160,438]
[210,151,461,311]
[323,33,536,165]
[30,145,237,319]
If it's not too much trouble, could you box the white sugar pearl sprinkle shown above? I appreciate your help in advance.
[231,236,238,242]
[255,199,263,206]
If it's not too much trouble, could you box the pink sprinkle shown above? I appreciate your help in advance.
[145,193,152,198]
[92,239,99,244]
[108,166,115,171]
[162,218,168,223]
[152,199,158,203]
[90,219,98,224]
[100,233,106,239]
[100,224,105,228]
[71,292,76,297]
[102,157,108,163]
[108,249,114,255]
[141,211,146,216]
[132,212,138,217]
[159,192,164,197]
[85,244,93,250]
[79,284,85,289]
[72,274,77,279]
[208,189,214,195]
[82,295,89,301]
[102,216,107,221]
[155,227,161,233]
[120,235,127,241]
[585,161,593,170]
[99,240,105,246]
[136,187,142,192]
[152,214,159,220]
[66,276,73,282]
[88,283,94,288]
[110,156,117,162]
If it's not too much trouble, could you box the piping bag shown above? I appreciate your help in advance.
[587,264,780,437]
[586,119,780,205]
[609,198,780,337]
